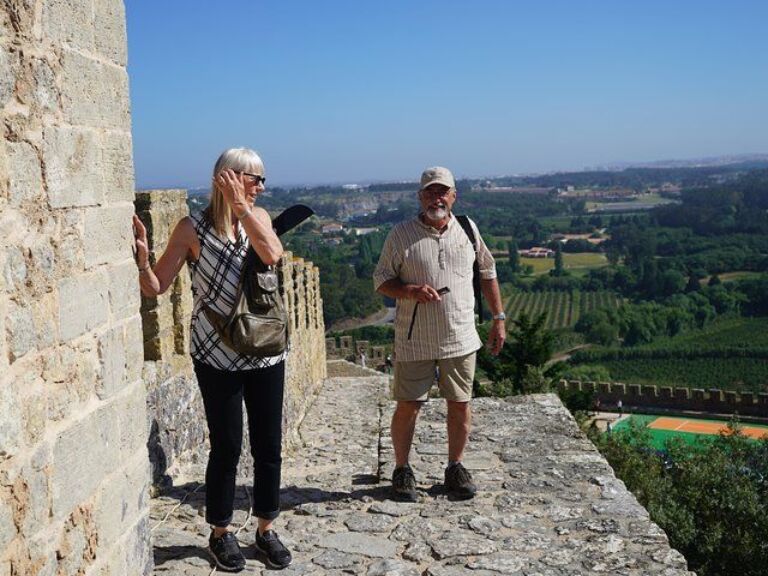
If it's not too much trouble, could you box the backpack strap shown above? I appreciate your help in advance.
[456,215,484,322]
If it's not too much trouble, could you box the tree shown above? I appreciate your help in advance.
[591,424,768,576]
[550,242,566,277]
[657,269,686,297]
[505,312,556,393]
[507,239,520,274]
[685,273,701,293]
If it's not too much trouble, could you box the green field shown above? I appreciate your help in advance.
[585,194,678,212]
[569,318,768,391]
[521,252,608,276]
[699,271,764,285]
[612,414,768,450]
[582,357,768,392]
[639,317,768,351]
[505,290,621,329]
[538,216,576,229]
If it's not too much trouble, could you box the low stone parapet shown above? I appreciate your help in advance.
[560,379,768,418]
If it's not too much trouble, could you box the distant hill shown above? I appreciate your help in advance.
[588,153,768,171]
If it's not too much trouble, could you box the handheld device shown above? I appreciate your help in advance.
[408,287,450,340]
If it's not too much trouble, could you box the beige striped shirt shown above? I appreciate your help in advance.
[373,214,496,361]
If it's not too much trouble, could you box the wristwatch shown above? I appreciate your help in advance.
[492,312,506,321]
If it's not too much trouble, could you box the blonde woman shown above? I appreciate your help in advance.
[133,148,292,571]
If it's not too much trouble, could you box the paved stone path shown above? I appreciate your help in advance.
[150,369,695,575]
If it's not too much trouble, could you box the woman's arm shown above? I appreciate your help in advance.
[216,169,283,265]
[133,215,199,297]
[238,206,283,265]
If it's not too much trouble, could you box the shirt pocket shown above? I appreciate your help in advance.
[450,241,475,278]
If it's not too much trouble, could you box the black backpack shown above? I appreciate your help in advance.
[456,215,484,322]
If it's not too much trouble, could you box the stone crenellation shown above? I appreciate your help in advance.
[135,189,327,485]
[1,2,151,575]
[326,336,392,370]
[560,379,768,419]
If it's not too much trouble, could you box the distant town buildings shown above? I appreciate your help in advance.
[520,247,554,258]
[321,223,344,234]
[350,227,378,236]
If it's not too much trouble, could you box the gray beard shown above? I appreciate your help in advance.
[426,206,448,221]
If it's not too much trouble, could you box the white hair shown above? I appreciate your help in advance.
[207,148,265,239]
[212,147,264,176]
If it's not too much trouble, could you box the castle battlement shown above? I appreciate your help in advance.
[559,379,768,419]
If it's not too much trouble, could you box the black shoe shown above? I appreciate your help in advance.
[208,531,246,572]
[444,462,477,500]
[391,464,418,502]
[255,529,293,569]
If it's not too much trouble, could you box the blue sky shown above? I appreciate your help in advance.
[126,0,768,188]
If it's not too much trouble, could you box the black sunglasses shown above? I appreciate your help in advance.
[234,171,266,185]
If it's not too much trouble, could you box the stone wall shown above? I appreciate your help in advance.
[134,191,199,486]
[0,2,151,574]
[559,379,768,418]
[326,336,392,370]
[135,189,327,483]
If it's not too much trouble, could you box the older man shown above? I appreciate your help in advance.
[373,166,506,501]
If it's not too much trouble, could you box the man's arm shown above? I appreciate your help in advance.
[377,278,442,303]
[481,277,506,355]
[373,228,442,304]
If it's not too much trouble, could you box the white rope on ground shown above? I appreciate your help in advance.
[235,485,254,537]
[150,483,205,533]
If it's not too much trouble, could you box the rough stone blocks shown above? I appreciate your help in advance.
[94,0,128,65]
[83,204,133,269]
[7,141,44,207]
[117,384,150,456]
[101,131,135,203]
[42,0,95,52]
[43,125,103,208]
[52,404,120,519]
[5,299,35,362]
[60,48,130,130]
[94,454,149,558]
[58,270,109,341]
[0,43,15,108]
[0,375,21,458]
[108,259,141,321]
[97,325,127,400]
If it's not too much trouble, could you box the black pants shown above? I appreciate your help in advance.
[193,359,285,526]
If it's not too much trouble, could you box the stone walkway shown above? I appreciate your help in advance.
[150,368,695,575]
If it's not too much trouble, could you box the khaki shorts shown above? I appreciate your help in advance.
[392,352,476,402]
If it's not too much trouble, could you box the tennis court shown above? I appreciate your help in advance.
[612,414,768,449]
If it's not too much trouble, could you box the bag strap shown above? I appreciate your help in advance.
[456,215,484,322]
[203,242,258,327]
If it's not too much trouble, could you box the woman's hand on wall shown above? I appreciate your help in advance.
[133,214,150,269]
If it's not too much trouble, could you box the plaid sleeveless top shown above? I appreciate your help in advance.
[189,212,287,370]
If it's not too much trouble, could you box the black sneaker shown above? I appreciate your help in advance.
[391,464,418,502]
[255,529,293,569]
[208,531,246,572]
[444,462,477,500]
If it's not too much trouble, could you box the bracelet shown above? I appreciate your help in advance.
[138,264,150,273]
